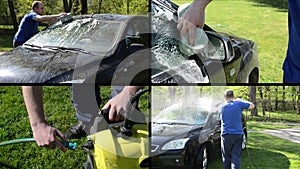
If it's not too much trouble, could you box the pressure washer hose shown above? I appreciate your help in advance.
[245,110,259,169]
[0,138,77,150]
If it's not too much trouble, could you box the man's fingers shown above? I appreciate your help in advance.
[55,139,67,152]
[188,27,196,45]
[108,106,116,121]
[55,128,67,142]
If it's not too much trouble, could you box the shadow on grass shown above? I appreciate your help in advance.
[248,0,288,12]
[0,162,18,169]
[244,147,290,169]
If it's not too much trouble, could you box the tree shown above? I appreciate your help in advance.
[265,86,273,111]
[81,0,88,14]
[7,0,18,32]
[249,86,258,116]
[63,0,73,13]
[282,86,286,111]
[258,86,266,116]
[275,86,279,111]
[168,86,176,104]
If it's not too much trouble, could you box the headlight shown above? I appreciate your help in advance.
[161,138,189,150]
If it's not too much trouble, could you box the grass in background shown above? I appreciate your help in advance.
[0,86,149,169]
[174,0,288,83]
[207,122,300,169]
[0,0,289,83]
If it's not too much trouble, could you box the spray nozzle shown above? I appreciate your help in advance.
[62,141,77,150]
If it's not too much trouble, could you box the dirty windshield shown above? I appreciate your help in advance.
[153,103,209,125]
[25,18,124,53]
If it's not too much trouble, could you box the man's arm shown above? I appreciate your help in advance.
[102,86,144,121]
[236,98,255,109]
[22,86,67,152]
[177,0,212,45]
[34,13,66,24]
[248,102,255,109]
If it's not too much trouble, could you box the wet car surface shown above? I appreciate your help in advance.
[151,0,259,84]
[0,14,150,84]
[151,99,248,169]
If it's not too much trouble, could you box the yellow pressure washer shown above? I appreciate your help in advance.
[82,88,150,169]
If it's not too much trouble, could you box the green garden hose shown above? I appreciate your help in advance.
[0,138,77,150]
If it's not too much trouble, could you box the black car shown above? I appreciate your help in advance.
[151,99,248,169]
[151,0,259,83]
[0,14,150,84]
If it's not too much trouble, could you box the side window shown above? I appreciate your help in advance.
[125,18,149,48]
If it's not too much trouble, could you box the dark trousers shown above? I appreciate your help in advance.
[221,134,243,169]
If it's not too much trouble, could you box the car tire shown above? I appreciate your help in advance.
[195,145,208,169]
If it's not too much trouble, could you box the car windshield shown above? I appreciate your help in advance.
[25,18,124,53]
[153,103,210,125]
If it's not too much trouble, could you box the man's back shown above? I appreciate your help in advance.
[221,101,250,135]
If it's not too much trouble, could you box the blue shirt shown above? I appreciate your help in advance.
[14,11,39,44]
[220,100,250,136]
[283,1,300,83]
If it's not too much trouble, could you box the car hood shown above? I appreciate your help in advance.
[151,123,200,145]
[0,47,103,83]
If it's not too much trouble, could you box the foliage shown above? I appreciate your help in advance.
[0,86,149,168]
[174,0,288,82]
[249,0,288,11]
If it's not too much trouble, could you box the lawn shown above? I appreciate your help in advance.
[0,86,299,168]
[208,132,300,169]
[174,0,288,83]
[0,0,289,83]
[0,86,149,169]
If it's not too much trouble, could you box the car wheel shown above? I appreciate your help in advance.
[242,133,247,150]
[195,145,208,169]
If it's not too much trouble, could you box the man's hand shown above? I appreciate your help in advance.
[101,86,143,121]
[32,122,67,152]
[22,86,67,152]
[177,0,211,45]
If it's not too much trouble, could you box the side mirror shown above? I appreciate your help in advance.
[205,31,234,62]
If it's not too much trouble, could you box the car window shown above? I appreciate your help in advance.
[25,18,124,53]
[153,103,210,125]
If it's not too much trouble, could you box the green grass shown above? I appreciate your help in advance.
[174,0,288,83]
[0,0,289,82]
[207,123,300,169]
[0,86,149,169]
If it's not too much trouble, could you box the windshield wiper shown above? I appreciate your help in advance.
[153,122,192,125]
[23,43,42,49]
[43,46,91,54]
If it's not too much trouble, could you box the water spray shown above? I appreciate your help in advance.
[0,138,77,150]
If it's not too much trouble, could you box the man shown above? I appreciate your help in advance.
[177,0,212,45]
[13,1,66,47]
[220,89,255,169]
[283,1,300,83]
[22,86,143,152]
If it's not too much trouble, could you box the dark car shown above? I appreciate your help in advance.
[0,14,150,84]
[151,0,259,84]
[151,99,248,169]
